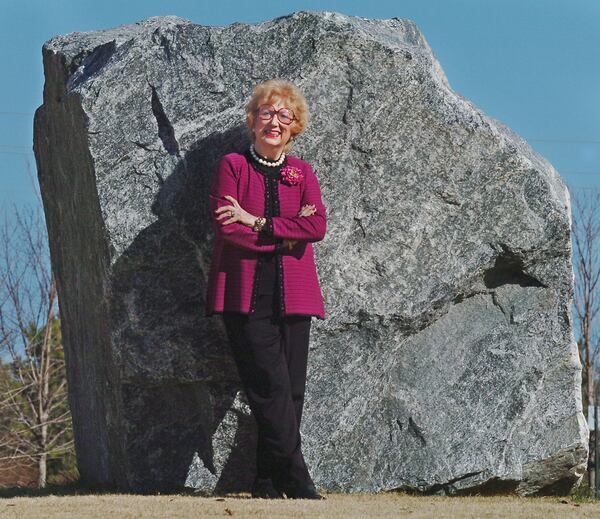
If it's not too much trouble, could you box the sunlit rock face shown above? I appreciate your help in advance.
[33,11,587,495]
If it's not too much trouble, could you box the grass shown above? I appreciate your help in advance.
[1,481,600,519]
[567,477,600,503]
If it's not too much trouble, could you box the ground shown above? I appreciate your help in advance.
[1,486,600,519]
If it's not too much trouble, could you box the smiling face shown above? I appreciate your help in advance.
[252,98,295,160]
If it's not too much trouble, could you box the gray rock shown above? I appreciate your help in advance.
[33,11,588,495]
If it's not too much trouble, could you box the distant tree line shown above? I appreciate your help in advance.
[570,187,600,491]
[0,206,77,488]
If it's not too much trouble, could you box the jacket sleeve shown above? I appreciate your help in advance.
[210,155,285,253]
[262,164,327,242]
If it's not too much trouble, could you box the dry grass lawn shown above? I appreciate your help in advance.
[1,490,599,518]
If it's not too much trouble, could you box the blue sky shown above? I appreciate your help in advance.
[1,0,599,212]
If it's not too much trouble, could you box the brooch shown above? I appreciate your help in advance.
[280,165,304,186]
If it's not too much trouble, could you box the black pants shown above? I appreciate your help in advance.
[223,292,314,488]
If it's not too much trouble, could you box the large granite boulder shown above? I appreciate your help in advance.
[33,11,588,495]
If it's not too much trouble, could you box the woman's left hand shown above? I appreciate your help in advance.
[215,195,257,228]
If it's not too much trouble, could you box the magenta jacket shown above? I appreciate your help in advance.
[205,152,327,320]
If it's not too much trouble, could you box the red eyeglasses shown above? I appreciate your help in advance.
[254,104,296,125]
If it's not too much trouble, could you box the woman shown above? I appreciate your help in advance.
[205,79,327,499]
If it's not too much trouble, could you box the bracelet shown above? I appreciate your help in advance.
[253,216,267,232]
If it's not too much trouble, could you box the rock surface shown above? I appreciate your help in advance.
[33,11,588,495]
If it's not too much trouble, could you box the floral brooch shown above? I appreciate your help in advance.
[280,165,304,186]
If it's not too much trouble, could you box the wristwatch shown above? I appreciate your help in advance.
[253,216,267,232]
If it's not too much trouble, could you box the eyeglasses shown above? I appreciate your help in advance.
[254,104,296,125]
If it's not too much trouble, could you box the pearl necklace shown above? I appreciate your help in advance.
[250,144,286,167]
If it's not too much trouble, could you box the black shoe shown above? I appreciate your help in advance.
[276,480,326,500]
[251,476,284,499]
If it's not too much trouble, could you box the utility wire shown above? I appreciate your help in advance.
[0,150,33,156]
[0,155,589,174]
[528,139,600,145]
[2,119,600,172]
[0,111,35,116]
[2,111,600,143]
[0,145,31,150]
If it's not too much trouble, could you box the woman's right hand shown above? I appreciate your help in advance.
[298,204,317,217]
[282,204,316,250]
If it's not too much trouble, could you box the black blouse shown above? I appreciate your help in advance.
[244,148,288,298]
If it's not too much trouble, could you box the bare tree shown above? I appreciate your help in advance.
[570,186,600,489]
[0,204,75,488]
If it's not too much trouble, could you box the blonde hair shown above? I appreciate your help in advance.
[245,79,309,153]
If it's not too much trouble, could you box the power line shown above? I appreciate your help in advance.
[0,133,599,146]
[0,145,31,150]
[528,139,600,145]
[0,150,33,156]
[0,111,34,116]
[3,111,600,140]
[2,150,600,174]
[2,110,600,144]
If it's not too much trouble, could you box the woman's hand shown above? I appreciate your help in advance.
[214,195,257,228]
[298,204,317,217]
[215,196,317,251]
[283,204,316,250]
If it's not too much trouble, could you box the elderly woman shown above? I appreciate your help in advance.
[205,79,327,499]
